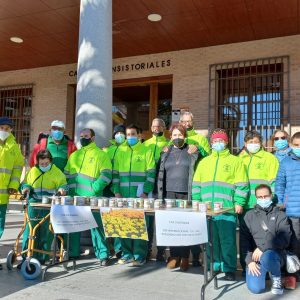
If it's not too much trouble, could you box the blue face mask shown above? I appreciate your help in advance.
[212,142,225,152]
[274,139,288,151]
[127,136,138,146]
[39,164,52,173]
[292,147,300,158]
[257,198,273,209]
[51,130,64,141]
[115,133,125,144]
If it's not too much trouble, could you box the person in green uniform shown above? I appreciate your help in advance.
[192,129,249,281]
[29,120,77,172]
[238,130,279,275]
[21,150,67,263]
[112,124,156,266]
[0,117,24,270]
[64,128,112,266]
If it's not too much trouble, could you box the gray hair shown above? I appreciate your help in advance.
[152,118,166,128]
[179,111,194,121]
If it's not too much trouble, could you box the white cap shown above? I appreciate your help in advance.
[51,120,65,128]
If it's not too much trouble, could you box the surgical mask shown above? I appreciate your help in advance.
[0,130,10,141]
[173,138,185,148]
[153,132,163,137]
[246,143,261,154]
[292,147,300,158]
[274,139,288,151]
[257,198,273,209]
[80,138,92,147]
[212,142,225,152]
[39,164,52,173]
[51,130,64,141]
[127,136,138,146]
[115,133,125,144]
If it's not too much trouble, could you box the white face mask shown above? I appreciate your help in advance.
[0,130,10,141]
[246,143,261,154]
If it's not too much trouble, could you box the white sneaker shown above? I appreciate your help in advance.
[271,276,283,295]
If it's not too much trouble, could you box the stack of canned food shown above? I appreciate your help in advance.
[41,196,223,212]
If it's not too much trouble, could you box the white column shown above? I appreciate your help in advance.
[75,0,112,148]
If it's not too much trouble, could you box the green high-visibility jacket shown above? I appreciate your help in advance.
[103,140,128,169]
[192,148,249,213]
[22,164,67,199]
[185,128,211,158]
[239,149,279,209]
[0,134,24,204]
[65,142,112,196]
[112,141,156,197]
[143,135,168,162]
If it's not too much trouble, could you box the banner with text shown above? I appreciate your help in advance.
[101,208,148,241]
[155,210,208,246]
[50,205,98,233]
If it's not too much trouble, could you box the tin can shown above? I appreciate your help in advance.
[205,201,212,210]
[90,197,98,207]
[85,197,90,205]
[127,198,134,208]
[213,202,222,211]
[144,199,150,209]
[192,201,199,211]
[98,198,104,207]
[103,197,109,207]
[148,198,155,209]
[74,196,85,206]
[61,196,73,205]
[165,199,175,209]
[117,199,124,208]
[52,196,61,205]
[198,203,207,213]
[42,196,51,204]
[154,199,163,209]
[109,198,116,208]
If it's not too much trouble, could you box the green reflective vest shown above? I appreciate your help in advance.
[192,148,249,212]
[143,135,168,162]
[239,149,279,209]
[112,141,155,197]
[65,142,112,197]
[185,128,211,157]
[0,134,24,204]
[22,164,67,199]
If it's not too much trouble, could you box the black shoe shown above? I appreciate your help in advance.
[266,272,271,280]
[0,264,2,270]
[224,272,236,281]
[100,258,110,267]
[156,253,165,262]
[115,250,122,259]
[192,260,201,267]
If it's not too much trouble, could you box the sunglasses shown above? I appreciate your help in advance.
[274,136,287,141]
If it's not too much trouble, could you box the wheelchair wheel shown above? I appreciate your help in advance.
[20,258,41,280]
[6,250,17,270]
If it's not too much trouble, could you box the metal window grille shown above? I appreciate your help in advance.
[209,56,290,153]
[0,84,33,156]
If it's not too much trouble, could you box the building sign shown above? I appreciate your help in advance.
[112,59,171,73]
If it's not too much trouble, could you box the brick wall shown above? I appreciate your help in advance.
[0,34,300,151]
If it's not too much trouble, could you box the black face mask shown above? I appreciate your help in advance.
[80,138,92,147]
[153,132,163,137]
[186,127,193,131]
[173,138,185,148]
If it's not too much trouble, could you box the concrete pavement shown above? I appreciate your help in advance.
[0,211,299,300]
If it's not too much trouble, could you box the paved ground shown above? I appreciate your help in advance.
[0,211,299,300]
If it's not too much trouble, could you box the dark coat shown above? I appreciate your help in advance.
[156,144,199,201]
[240,204,292,265]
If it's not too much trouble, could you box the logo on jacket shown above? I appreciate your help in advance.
[89,157,95,164]
[223,164,231,172]
[255,162,264,170]
[135,156,143,163]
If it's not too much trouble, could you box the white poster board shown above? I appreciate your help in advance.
[155,210,208,246]
[50,205,98,234]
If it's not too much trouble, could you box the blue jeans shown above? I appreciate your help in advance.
[246,250,281,294]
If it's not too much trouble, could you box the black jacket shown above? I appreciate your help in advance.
[240,204,292,265]
[156,144,199,201]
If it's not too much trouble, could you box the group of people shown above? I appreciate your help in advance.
[0,112,299,296]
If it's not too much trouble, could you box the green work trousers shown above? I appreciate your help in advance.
[22,199,53,262]
[0,204,8,239]
[208,213,237,273]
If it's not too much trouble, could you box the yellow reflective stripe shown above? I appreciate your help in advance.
[0,168,12,174]
[10,176,20,182]
[13,166,23,171]
[0,189,8,194]
[119,172,146,176]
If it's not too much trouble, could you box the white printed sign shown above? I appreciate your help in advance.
[50,205,98,234]
[155,210,208,246]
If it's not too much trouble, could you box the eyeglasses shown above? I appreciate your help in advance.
[256,195,272,200]
[274,136,287,141]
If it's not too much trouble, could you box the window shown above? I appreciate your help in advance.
[209,56,290,153]
[0,84,33,156]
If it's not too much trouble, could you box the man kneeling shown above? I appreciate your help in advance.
[240,184,292,295]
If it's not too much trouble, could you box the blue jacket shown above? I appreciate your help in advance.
[275,153,300,217]
[274,147,292,162]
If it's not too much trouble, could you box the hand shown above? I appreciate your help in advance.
[248,262,261,276]
[58,188,66,196]
[163,146,169,153]
[140,193,148,199]
[21,188,30,195]
[187,144,198,154]
[252,248,263,262]
[8,188,17,195]
[115,193,122,198]
[235,204,243,214]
